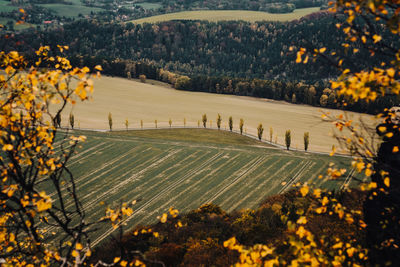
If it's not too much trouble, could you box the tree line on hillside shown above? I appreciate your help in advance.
[1,12,395,83]
[145,0,327,13]
[1,12,398,113]
[64,56,398,114]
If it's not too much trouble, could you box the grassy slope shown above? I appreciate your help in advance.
[108,128,269,146]
[39,0,104,17]
[130,7,320,23]
[45,128,357,247]
[63,76,374,153]
[0,0,18,12]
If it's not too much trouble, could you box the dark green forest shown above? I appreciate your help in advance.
[2,11,398,113]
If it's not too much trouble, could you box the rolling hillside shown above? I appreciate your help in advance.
[42,128,359,246]
[62,76,374,153]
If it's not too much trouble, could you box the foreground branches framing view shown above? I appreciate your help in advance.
[1,0,400,266]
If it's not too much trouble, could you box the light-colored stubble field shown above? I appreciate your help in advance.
[130,7,320,23]
[62,76,375,153]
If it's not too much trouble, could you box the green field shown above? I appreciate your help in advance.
[130,7,320,23]
[135,2,162,10]
[42,128,358,246]
[0,0,18,12]
[39,0,104,18]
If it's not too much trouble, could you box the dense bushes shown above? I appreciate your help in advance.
[92,189,367,266]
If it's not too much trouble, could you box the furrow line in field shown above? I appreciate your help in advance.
[215,156,275,209]
[36,141,105,184]
[67,141,109,164]
[259,159,297,195]
[340,168,356,191]
[278,161,313,194]
[206,156,265,204]
[309,160,330,188]
[55,147,172,208]
[80,149,207,221]
[226,157,282,211]
[136,153,243,225]
[91,151,224,247]
[71,149,183,214]
[44,148,177,233]
[80,150,210,231]
[126,151,220,202]
[48,145,143,198]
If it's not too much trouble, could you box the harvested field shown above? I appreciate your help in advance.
[42,129,360,246]
[62,76,375,153]
[130,7,320,23]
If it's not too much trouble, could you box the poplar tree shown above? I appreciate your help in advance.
[257,123,264,141]
[269,127,273,142]
[285,130,291,150]
[239,118,244,135]
[217,114,222,130]
[69,113,74,129]
[304,132,310,151]
[202,114,207,128]
[229,116,233,131]
[108,112,112,131]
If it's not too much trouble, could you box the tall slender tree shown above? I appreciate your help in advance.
[202,114,207,128]
[304,132,310,151]
[269,127,273,142]
[69,113,74,129]
[229,116,233,131]
[217,114,222,130]
[285,130,291,150]
[257,123,264,141]
[239,118,244,135]
[108,112,113,131]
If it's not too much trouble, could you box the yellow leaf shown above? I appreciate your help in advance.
[373,35,382,43]
[392,146,399,153]
[36,199,52,212]
[2,144,13,151]
[114,257,121,263]
[160,213,168,223]
[384,177,390,187]
[300,186,309,197]
[321,196,329,206]
[95,65,103,71]
[386,132,393,138]
[297,216,307,225]
[76,243,83,250]
[365,168,373,177]
[71,250,78,258]
[319,47,326,53]
[296,52,302,63]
